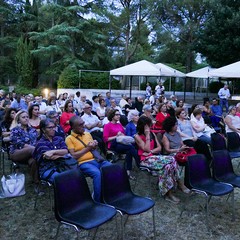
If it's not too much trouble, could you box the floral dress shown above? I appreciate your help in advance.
[138,134,180,196]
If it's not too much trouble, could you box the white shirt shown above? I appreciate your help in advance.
[218,87,230,99]
[81,113,102,133]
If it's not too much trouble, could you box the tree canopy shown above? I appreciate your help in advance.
[0,0,240,89]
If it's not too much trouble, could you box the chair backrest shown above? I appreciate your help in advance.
[101,164,132,203]
[185,154,212,188]
[212,150,234,180]
[227,132,240,152]
[53,169,92,222]
[211,133,227,151]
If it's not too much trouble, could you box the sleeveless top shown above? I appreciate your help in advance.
[138,134,155,161]
[177,119,194,140]
[225,114,240,133]
[164,132,182,149]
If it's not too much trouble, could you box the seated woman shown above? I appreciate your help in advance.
[154,103,170,131]
[96,99,106,121]
[28,104,42,132]
[135,116,190,204]
[9,110,39,188]
[176,108,212,162]
[224,105,240,135]
[46,110,65,139]
[1,108,17,141]
[202,100,213,125]
[190,108,212,145]
[60,100,76,135]
[125,109,139,137]
[33,118,73,183]
[103,109,140,179]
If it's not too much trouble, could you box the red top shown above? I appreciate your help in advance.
[138,135,155,161]
[155,112,170,129]
[60,112,76,134]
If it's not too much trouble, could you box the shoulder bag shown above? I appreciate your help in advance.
[75,136,105,162]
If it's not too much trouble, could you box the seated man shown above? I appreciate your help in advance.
[81,103,106,155]
[65,115,111,202]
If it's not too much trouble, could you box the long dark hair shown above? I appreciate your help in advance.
[136,116,152,135]
[3,108,17,124]
[28,104,39,118]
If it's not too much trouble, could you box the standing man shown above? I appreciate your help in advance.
[65,116,111,202]
[218,84,230,113]
[145,82,152,99]
[155,81,165,98]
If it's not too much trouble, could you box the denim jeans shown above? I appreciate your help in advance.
[79,160,111,202]
[110,140,140,170]
[220,98,228,112]
[198,135,212,146]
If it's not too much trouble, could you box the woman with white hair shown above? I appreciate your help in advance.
[125,109,139,137]
[225,105,240,135]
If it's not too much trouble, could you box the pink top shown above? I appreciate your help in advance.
[138,135,154,161]
[103,122,125,149]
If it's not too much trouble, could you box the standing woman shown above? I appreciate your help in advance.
[135,116,189,203]
[60,100,76,135]
[33,119,70,183]
[28,104,42,131]
[103,109,140,179]
[9,110,39,187]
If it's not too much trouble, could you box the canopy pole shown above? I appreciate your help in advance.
[194,78,196,100]
[130,76,133,98]
[109,75,112,93]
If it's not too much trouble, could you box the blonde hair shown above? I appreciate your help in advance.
[10,110,28,130]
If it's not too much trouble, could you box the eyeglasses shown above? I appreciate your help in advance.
[46,126,56,129]
[49,115,58,118]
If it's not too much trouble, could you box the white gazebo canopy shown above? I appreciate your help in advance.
[110,60,161,76]
[209,61,240,78]
[155,63,186,77]
[186,66,215,78]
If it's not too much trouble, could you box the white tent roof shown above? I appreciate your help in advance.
[155,63,186,77]
[110,60,161,76]
[186,66,215,78]
[209,61,240,78]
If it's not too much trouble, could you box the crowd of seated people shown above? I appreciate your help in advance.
[2,88,240,204]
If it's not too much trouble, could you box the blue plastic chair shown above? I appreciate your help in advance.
[101,164,156,240]
[53,168,117,240]
[212,150,240,188]
[226,132,240,162]
[184,154,235,225]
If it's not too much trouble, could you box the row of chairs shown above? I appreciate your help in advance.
[53,164,156,240]
[184,150,240,226]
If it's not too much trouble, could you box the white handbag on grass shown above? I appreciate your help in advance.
[1,173,26,198]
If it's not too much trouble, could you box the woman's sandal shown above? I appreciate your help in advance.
[165,195,180,204]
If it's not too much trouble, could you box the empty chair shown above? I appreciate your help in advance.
[101,164,156,240]
[226,132,240,159]
[184,154,235,224]
[212,150,240,188]
[53,169,117,240]
[211,133,227,151]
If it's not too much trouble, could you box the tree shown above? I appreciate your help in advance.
[15,36,33,88]
[197,0,240,67]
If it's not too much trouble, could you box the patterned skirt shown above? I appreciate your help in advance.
[140,155,180,196]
